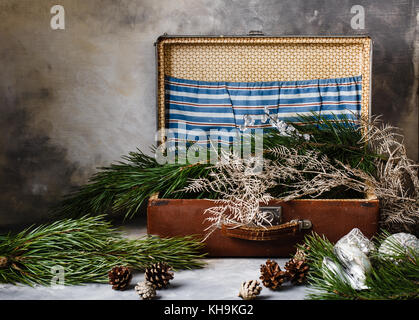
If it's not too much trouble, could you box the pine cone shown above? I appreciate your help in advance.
[0,257,8,268]
[135,281,156,300]
[145,262,174,289]
[108,266,132,290]
[260,259,288,290]
[284,258,309,285]
[294,244,310,262]
[238,280,262,300]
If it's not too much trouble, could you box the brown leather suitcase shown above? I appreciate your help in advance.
[147,34,378,257]
[147,198,379,257]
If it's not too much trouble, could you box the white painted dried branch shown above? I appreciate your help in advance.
[267,148,370,201]
[361,118,419,230]
[182,153,279,239]
[184,117,418,235]
[269,117,419,232]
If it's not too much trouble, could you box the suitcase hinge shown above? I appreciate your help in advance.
[248,30,265,36]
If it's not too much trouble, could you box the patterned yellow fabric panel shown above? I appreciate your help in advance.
[164,43,363,82]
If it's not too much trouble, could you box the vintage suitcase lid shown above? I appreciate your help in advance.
[155,34,372,135]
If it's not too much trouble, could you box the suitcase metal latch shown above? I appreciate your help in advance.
[291,219,313,231]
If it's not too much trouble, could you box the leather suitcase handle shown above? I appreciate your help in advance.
[221,219,312,241]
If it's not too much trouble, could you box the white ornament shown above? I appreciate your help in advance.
[331,228,373,290]
[335,228,375,255]
[322,256,369,290]
[378,233,419,259]
[322,257,348,285]
[334,243,371,290]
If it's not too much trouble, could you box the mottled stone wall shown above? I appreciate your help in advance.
[0,0,417,227]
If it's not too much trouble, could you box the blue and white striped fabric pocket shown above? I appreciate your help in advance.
[165,77,237,146]
[165,75,362,144]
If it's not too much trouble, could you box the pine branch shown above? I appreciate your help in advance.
[0,215,206,286]
[53,115,379,219]
[52,149,211,219]
[263,113,380,175]
[301,232,419,300]
[52,112,418,233]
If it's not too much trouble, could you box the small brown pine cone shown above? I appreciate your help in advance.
[260,259,288,290]
[0,257,8,268]
[284,258,309,285]
[145,262,174,289]
[108,266,132,290]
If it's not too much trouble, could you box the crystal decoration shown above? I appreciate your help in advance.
[270,113,278,123]
[335,228,375,255]
[272,120,289,136]
[240,114,255,131]
[334,243,371,290]
[303,134,311,141]
[286,125,296,133]
[263,109,311,141]
[328,228,374,290]
[261,113,269,124]
[321,257,349,285]
[261,106,270,123]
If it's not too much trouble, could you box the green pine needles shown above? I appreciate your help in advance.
[0,215,206,286]
[264,113,379,175]
[53,113,381,219]
[54,149,212,219]
[301,232,419,300]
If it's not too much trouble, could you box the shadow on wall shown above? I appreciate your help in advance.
[0,86,77,229]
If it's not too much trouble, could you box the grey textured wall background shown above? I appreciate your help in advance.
[0,0,418,228]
